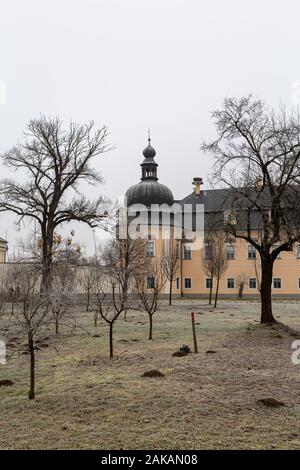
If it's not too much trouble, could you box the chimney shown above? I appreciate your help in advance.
[193,177,203,195]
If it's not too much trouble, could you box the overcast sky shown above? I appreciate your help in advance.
[0,0,299,256]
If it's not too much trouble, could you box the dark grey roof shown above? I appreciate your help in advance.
[179,185,300,231]
[180,188,234,211]
[126,180,174,207]
[180,187,266,230]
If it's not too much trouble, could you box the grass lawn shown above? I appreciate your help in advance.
[1,299,300,450]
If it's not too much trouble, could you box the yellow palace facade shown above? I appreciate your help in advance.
[125,139,300,298]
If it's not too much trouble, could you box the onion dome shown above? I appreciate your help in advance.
[125,133,174,207]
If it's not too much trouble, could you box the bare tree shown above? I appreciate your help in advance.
[91,266,104,328]
[211,232,228,308]
[48,262,76,334]
[135,260,166,340]
[102,237,146,320]
[95,276,124,359]
[80,266,98,312]
[203,95,300,323]
[201,239,215,305]
[235,273,248,299]
[163,239,179,306]
[0,116,111,292]
[96,237,145,358]
[0,273,8,316]
[13,266,50,399]
[5,266,21,315]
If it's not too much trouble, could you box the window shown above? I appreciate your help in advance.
[147,276,155,289]
[227,278,235,289]
[248,245,256,259]
[273,278,282,289]
[298,278,300,289]
[249,278,257,289]
[204,242,212,260]
[176,243,181,258]
[184,244,192,260]
[297,245,300,259]
[206,278,213,289]
[176,277,180,290]
[226,243,235,260]
[184,278,192,289]
[146,241,154,257]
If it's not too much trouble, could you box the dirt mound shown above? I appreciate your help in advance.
[0,380,14,387]
[172,345,191,357]
[141,370,165,378]
[257,398,286,407]
[172,351,189,357]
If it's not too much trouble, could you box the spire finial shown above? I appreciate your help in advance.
[148,129,151,146]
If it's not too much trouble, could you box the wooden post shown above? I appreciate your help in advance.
[191,311,198,354]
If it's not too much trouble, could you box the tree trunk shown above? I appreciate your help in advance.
[94,312,98,328]
[238,282,244,299]
[148,314,153,340]
[41,264,52,293]
[55,318,59,334]
[214,277,220,308]
[109,322,113,359]
[169,278,172,306]
[260,257,276,324]
[41,231,54,293]
[209,282,213,305]
[28,334,35,400]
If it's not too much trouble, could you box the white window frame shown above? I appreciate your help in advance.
[183,244,192,260]
[248,277,257,289]
[226,243,235,260]
[146,275,155,289]
[184,278,192,289]
[176,277,180,290]
[205,278,213,289]
[227,277,235,289]
[146,241,155,257]
[273,277,282,289]
[204,242,212,260]
[247,244,256,259]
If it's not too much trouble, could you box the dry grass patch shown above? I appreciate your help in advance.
[0,299,300,449]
